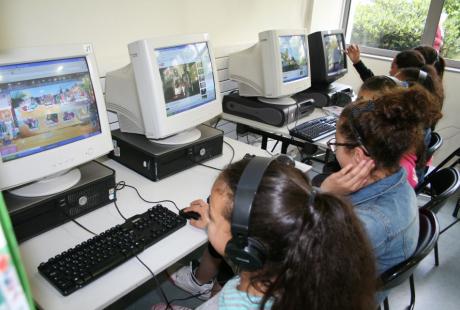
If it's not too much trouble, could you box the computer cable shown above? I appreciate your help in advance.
[213,117,221,128]
[71,219,97,236]
[192,161,223,172]
[115,181,180,212]
[223,140,235,164]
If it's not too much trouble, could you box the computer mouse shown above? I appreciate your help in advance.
[179,209,201,220]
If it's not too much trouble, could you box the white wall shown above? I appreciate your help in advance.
[308,0,346,32]
[0,0,309,75]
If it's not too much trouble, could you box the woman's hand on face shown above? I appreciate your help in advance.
[184,199,210,229]
[345,44,361,64]
[320,159,375,196]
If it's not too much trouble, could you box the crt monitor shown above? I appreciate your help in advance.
[0,44,113,197]
[229,29,311,105]
[308,30,348,85]
[105,33,222,145]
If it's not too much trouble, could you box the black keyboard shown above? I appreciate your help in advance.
[289,116,337,142]
[38,204,186,296]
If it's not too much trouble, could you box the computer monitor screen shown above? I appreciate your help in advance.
[228,29,311,104]
[105,33,222,144]
[279,35,308,83]
[0,44,112,196]
[0,57,101,162]
[156,42,216,117]
[308,30,347,85]
[324,34,346,76]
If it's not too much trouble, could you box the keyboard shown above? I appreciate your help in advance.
[289,116,337,142]
[38,204,186,296]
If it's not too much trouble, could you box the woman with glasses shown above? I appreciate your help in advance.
[320,87,437,295]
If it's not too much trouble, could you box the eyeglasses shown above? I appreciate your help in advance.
[326,138,360,153]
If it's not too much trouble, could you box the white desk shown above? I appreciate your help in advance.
[222,108,333,154]
[19,137,311,310]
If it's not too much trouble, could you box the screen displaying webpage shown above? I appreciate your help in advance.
[279,35,309,83]
[0,57,101,162]
[324,34,346,76]
[156,42,216,117]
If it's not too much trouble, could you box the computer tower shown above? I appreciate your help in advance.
[109,124,224,181]
[5,161,116,242]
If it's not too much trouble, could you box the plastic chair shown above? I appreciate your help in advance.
[425,132,443,160]
[379,208,440,310]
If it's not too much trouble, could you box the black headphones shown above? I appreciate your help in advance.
[224,155,293,270]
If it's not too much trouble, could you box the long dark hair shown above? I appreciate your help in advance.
[414,45,445,78]
[219,159,376,310]
[394,50,425,69]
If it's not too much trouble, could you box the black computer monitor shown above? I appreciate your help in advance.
[308,30,347,85]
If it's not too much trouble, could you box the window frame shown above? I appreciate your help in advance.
[341,0,460,70]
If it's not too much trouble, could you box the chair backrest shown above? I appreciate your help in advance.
[380,208,440,290]
[418,167,460,213]
[426,132,443,160]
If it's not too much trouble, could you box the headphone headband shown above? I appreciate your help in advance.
[232,156,274,244]
[418,70,428,83]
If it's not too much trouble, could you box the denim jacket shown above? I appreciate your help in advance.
[349,169,419,275]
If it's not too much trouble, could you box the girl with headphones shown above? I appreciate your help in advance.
[168,157,376,309]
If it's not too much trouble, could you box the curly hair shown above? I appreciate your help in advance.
[339,86,440,172]
[218,159,376,310]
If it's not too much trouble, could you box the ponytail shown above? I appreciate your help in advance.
[261,191,376,310]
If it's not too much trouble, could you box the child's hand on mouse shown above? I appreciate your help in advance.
[184,199,210,229]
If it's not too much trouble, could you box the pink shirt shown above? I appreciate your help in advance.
[400,153,418,188]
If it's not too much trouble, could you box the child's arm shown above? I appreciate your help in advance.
[346,44,375,81]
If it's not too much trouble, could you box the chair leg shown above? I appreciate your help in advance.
[453,198,460,218]
[407,274,416,310]
[434,242,439,266]
[383,297,390,310]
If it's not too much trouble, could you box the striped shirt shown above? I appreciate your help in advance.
[218,276,273,310]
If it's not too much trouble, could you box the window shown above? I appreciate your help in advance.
[343,0,460,67]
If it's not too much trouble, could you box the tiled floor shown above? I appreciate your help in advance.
[127,123,460,309]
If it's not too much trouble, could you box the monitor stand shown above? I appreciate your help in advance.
[258,96,296,105]
[150,128,201,145]
[9,169,82,198]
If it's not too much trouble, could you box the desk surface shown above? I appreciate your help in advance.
[222,108,333,148]
[19,137,310,310]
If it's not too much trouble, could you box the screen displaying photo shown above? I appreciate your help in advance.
[0,57,101,162]
[279,35,309,83]
[324,34,346,75]
[156,42,216,117]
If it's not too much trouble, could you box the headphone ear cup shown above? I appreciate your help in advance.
[225,237,266,271]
